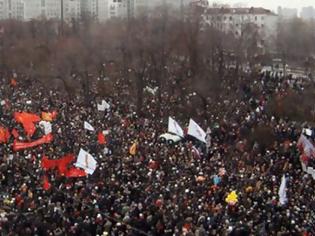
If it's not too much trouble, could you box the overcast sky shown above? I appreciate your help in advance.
[209,0,315,12]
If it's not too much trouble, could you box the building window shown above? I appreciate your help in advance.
[261,16,264,20]
[261,24,264,28]
[229,16,232,21]
[255,16,257,21]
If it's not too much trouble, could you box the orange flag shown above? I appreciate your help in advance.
[0,127,10,143]
[14,112,41,137]
[41,111,57,121]
[129,142,138,155]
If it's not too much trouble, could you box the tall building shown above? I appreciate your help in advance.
[0,0,6,19]
[97,0,108,22]
[63,0,81,21]
[81,0,98,18]
[6,0,24,20]
[301,6,315,20]
[277,6,297,19]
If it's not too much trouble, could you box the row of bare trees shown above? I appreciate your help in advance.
[0,10,314,115]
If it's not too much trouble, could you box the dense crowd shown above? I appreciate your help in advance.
[0,68,314,236]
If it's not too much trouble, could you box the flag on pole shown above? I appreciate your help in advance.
[97,100,110,111]
[75,149,97,175]
[278,175,288,205]
[187,119,206,143]
[84,121,95,131]
[168,117,184,138]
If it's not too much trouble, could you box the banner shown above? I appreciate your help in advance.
[75,149,97,175]
[13,133,53,151]
[0,127,10,143]
[278,175,288,205]
[84,121,95,131]
[97,100,110,111]
[187,119,206,143]
[39,121,52,135]
[168,117,184,138]
[14,112,41,137]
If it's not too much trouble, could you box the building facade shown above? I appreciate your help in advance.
[277,6,298,19]
[202,7,278,39]
[301,6,315,20]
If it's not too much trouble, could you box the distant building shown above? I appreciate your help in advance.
[5,0,24,20]
[202,7,278,39]
[301,6,315,20]
[277,6,297,19]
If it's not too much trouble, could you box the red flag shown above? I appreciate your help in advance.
[13,133,53,151]
[57,154,75,175]
[98,132,106,145]
[10,79,17,87]
[65,167,87,178]
[11,128,19,139]
[41,156,58,170]
[43,176,51,191]
[0,127,10,143]
[14,112,41,137]
[41,154,75,176]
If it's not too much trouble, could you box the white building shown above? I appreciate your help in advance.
[0,0,6,19]
[107,0,127,19]
[277,7,297,20]
[301,6,315,20]
[202,7,278,39]
[5,0,24,20]
[63,0,81,21]
[81,0,97,18]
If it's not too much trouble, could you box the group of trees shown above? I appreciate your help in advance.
[0,8,314,115]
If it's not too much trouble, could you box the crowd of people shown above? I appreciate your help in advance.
[0,67,314,236]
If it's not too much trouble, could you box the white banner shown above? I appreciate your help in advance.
[84,121,95,131]
[278,175,288,205]
[97,100,110,111]
[75,148,97,175]
[39,121,52,135]
[168,117,184,138]
[188,119,206,143]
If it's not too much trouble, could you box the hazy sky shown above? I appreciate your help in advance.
[209,0,315,12]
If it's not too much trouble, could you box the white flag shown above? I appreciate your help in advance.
[84,121,95,131]
[75,148,97,175]
[168,117,184,138]
[97,100,110,111]
[39,121,52,135]
[278,175,288,205]
[188,119,206,143]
